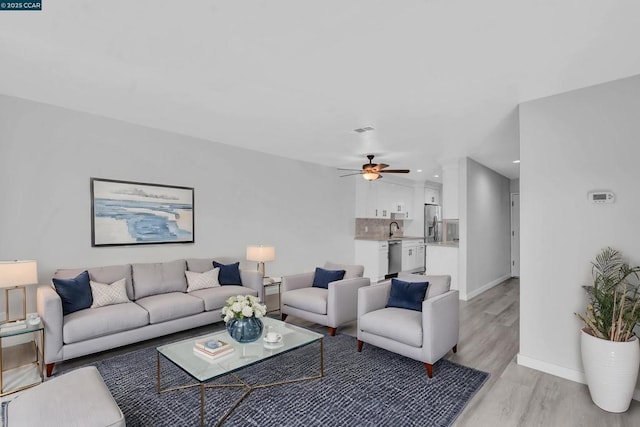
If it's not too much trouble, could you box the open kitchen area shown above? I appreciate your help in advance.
[353,176,460,288]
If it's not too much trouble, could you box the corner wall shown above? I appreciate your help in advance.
[518,75,640,395]
[0,95,355,312]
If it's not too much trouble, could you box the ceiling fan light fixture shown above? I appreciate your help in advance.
[363,172,380,181]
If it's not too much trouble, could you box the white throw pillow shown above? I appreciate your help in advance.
[90,278,130,308]
[186,268,220,292]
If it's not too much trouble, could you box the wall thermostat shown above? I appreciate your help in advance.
[588,191,615,204]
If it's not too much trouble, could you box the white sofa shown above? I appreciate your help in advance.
[37,257,261,376]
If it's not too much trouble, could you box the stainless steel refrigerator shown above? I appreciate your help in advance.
[424,204,441,243]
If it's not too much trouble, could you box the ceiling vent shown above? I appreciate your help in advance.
[353,126,375,133]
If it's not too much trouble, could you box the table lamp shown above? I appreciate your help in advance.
[246,246,275,278]
[0,260,38,323]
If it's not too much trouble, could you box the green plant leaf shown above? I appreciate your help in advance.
[577,247,640,342]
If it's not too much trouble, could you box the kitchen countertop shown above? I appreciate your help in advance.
[354,236,425,241]
[426,241,459,248]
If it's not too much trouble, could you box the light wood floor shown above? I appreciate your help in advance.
[449,278,640,427]
[54,279,640,426]
[332,279,640,426]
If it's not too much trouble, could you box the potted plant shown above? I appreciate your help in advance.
[221,295,267,343]
[576,247,640,412]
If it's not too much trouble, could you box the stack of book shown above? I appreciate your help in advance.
[193,339,234,360]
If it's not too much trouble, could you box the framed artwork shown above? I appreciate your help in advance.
[91,178,194,247]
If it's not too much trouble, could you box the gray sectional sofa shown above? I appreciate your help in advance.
[37,257,262,375]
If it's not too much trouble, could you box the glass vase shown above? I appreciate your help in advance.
[226,317,264,343]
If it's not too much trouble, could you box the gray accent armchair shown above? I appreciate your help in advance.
[281,262,370,336]
[357,273,459,377]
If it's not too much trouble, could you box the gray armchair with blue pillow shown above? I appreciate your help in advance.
[357,272,458,377]
[281,262,370,336]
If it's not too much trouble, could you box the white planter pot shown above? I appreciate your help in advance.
[581,329,640,413]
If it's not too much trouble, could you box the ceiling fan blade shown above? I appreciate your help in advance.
[348,155,409,177]
[339,172,364,177]
[381,169,410,173]
[372,163,389,172]
[337,168,362,171]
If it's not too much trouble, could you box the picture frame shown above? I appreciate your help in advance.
[91,178,194,247]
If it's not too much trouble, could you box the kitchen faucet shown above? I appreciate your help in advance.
[389,221,400,238]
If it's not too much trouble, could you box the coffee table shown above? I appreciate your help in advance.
[156,317,324,426]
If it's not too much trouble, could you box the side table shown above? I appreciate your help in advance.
[0,320,45,396]
[263,277,282,314]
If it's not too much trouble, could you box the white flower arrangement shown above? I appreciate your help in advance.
[221,294,267,323]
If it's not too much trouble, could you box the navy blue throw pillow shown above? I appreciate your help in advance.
[386,278,429,312]
[213,261,242,285]
[52,271,93,315]
[312,267,346,289]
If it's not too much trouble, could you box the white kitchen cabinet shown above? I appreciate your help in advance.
[377,183,392,218]
[391,184,414,219]
[426,244,458,291]
[355,240,388,282]
[416,243,425,270]
[424,187,440,205]
[356,179,414,219]
[378,244,389,278]
[401,244,415,271]
[355,180,392,218]
[355,179,380,218]
[400,239,424,273]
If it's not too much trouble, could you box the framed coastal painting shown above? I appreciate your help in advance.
[91,178,194,247]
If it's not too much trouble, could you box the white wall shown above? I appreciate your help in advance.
[518,75,640,390]
[510,178,520,193]
[442,161,460,219]
[463,158,511,299]
[0,95,355,312]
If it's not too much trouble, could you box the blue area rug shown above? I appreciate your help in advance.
[70,333,488,426]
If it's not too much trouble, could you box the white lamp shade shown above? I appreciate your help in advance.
[363,172,381,181]
[246,246,276,262]
[0,260,38,288]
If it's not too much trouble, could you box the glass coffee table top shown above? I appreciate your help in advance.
[157,317,323,382]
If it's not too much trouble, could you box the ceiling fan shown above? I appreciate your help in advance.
[339,155,410,181]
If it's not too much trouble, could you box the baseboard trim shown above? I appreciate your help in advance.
[517,353,640,402]
[461,274,511,301]
[517,353,586,383]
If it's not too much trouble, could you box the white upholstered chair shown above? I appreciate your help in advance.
[281,262,370,336]
[357,272,459,377]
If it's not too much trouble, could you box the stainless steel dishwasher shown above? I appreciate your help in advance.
[388,240,402,275]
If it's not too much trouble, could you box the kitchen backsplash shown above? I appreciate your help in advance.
[355,218,405,239]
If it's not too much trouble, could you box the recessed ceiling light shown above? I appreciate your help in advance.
[434,174,439,178]
[513,160,521,164]
[417,169,423,173]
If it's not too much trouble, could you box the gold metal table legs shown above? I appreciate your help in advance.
[157,338,324,427]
